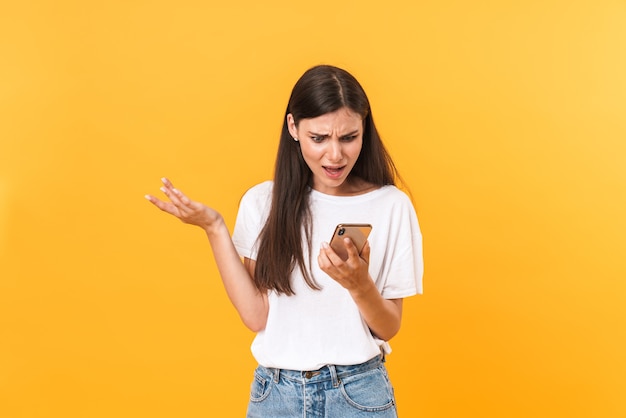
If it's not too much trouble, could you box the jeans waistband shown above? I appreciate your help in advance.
[259,354,385,387]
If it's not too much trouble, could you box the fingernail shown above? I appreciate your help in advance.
[321,242,329,249]
[172,188,180,195]
[144,194,151,201]
[161,177,168,184]
[160,187,167,193]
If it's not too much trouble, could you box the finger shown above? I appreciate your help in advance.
[317,253,329,271]
[159,177,176,197]
[318,252,342,282]
[321,241,345,266]
[343,237,360,261]
[318,243,344,276]
[159,185,189,209]
[160,177,184,201]
[171,186,192,206]
[160,185,181,206]
[161,177,174,189]
[160,178,195,208]
[145,194,179,216]
[318,243,332,268]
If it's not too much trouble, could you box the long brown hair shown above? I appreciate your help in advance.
[254,65,400,295]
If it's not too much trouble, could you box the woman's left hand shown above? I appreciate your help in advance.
[318,239,371,293]
[319,239,403,341]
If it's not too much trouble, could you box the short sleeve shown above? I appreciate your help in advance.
[231,181,273,260]
[377,191,424,299]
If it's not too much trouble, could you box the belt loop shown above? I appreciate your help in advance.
[273,368,280,383]
[328,364,340,388]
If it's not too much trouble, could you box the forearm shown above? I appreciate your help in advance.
[146,179,268,331]
[350,282,402,341]
[205,219,268,332]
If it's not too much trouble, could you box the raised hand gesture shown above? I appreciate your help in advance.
[145,177,223,233]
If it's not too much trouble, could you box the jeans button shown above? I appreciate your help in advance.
[305,371,313,379]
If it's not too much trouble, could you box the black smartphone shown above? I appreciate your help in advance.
[329,223,373,261]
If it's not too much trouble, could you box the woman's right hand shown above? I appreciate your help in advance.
[145,178,223,233]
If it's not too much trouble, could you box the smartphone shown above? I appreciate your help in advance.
[329,223,372,261]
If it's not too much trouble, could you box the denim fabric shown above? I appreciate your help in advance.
[246,355,398,417]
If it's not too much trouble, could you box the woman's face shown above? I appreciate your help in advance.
[287,107,363,196]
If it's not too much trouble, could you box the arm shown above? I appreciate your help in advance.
[146,178,268,332]
[318,239,403,341]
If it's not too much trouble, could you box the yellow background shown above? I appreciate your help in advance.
[1,1,625,417]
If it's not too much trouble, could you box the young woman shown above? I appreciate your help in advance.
[146,65,423,417]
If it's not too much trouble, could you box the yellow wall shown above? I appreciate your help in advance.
[1,1,625,417]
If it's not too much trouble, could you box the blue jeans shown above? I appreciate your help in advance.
[246,355,398,417]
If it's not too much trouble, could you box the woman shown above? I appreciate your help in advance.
[146,65,423,417]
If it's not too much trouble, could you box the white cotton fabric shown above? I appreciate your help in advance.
[232,181,423,371]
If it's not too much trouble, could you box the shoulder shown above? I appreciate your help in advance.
[235,181,273,227]
[239,180,273,208]
[374,185,413,205]
[367,186,418,220]
[242,180,273,197]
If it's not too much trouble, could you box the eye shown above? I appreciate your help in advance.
[341,135,358,142]
[310,135,326,143]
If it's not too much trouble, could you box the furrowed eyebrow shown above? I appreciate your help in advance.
[340,130,360,138]
[308,131,329,138]
[307,130,360,138]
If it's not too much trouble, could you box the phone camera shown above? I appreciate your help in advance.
[338,228,345,236]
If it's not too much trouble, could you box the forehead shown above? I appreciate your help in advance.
[299,108,363,132]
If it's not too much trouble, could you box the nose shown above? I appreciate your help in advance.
[326,139,343,162]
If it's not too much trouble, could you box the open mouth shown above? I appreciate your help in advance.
[323,166,346,179]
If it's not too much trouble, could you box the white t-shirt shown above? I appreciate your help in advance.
[232,181,423,371]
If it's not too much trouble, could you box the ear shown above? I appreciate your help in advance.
[286,113,298,139]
